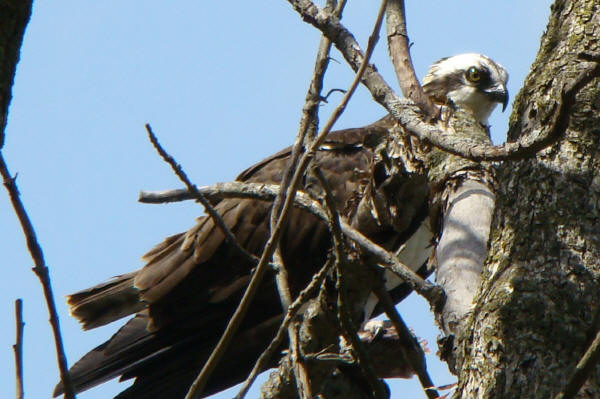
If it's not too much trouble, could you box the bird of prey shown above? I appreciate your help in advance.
[54,53,508,399]
[422,53,508,124]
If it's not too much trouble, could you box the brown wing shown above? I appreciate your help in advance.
[56,116,430,398]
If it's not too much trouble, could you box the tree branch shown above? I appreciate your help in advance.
[144,124,260,266]
[385,0,436,119]
[435,178,496,335]
[2,2,74,396]
[13,299,24,399]
[0,0,32,148]
[0,154,75,398]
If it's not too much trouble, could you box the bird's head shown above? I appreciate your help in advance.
[422,53,509,125]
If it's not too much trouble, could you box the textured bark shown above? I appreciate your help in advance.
[451,1,600,398]
[0,0,32,147]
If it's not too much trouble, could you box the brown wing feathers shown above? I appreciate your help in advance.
[66,272,144,331]
[56,117,429,398]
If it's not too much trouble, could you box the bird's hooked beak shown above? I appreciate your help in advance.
[485,84,509,112]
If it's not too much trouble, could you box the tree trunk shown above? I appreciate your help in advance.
[0,0,33,148]
[450,0,600,397]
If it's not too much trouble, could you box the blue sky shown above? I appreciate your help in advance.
[1,1,552,398]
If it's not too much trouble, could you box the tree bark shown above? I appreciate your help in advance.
[450,0,600,397]
[0,0,33,148]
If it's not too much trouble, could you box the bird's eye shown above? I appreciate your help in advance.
[466,67,481,82]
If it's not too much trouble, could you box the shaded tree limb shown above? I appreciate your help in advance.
[435,178,496,335]
[13,299,24,399]
[0,153,75,398]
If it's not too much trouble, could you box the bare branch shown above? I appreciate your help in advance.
[0,155,75,398]
[385,0,436,119]
[268,0,340,310]
[13,299,24,399]
[220,0,348,395]
[144,124,259,266]
[373,284,439,399]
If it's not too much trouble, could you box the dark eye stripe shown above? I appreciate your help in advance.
[467,66,491,87]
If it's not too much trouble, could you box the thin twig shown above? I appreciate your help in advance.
[314,166,387,399]
[290,323,313,399]
[0,153,75,398]
[554,326,600,399]
[374,284,439,398]
[385,0,436,119]
[139,182,440,304]
[286,0,600,162]
[234,258,334,399]
[13,299,24,399]
[144,124,259,266]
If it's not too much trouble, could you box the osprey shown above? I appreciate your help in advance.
[54,54,508,399]
[423,53,508,124]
